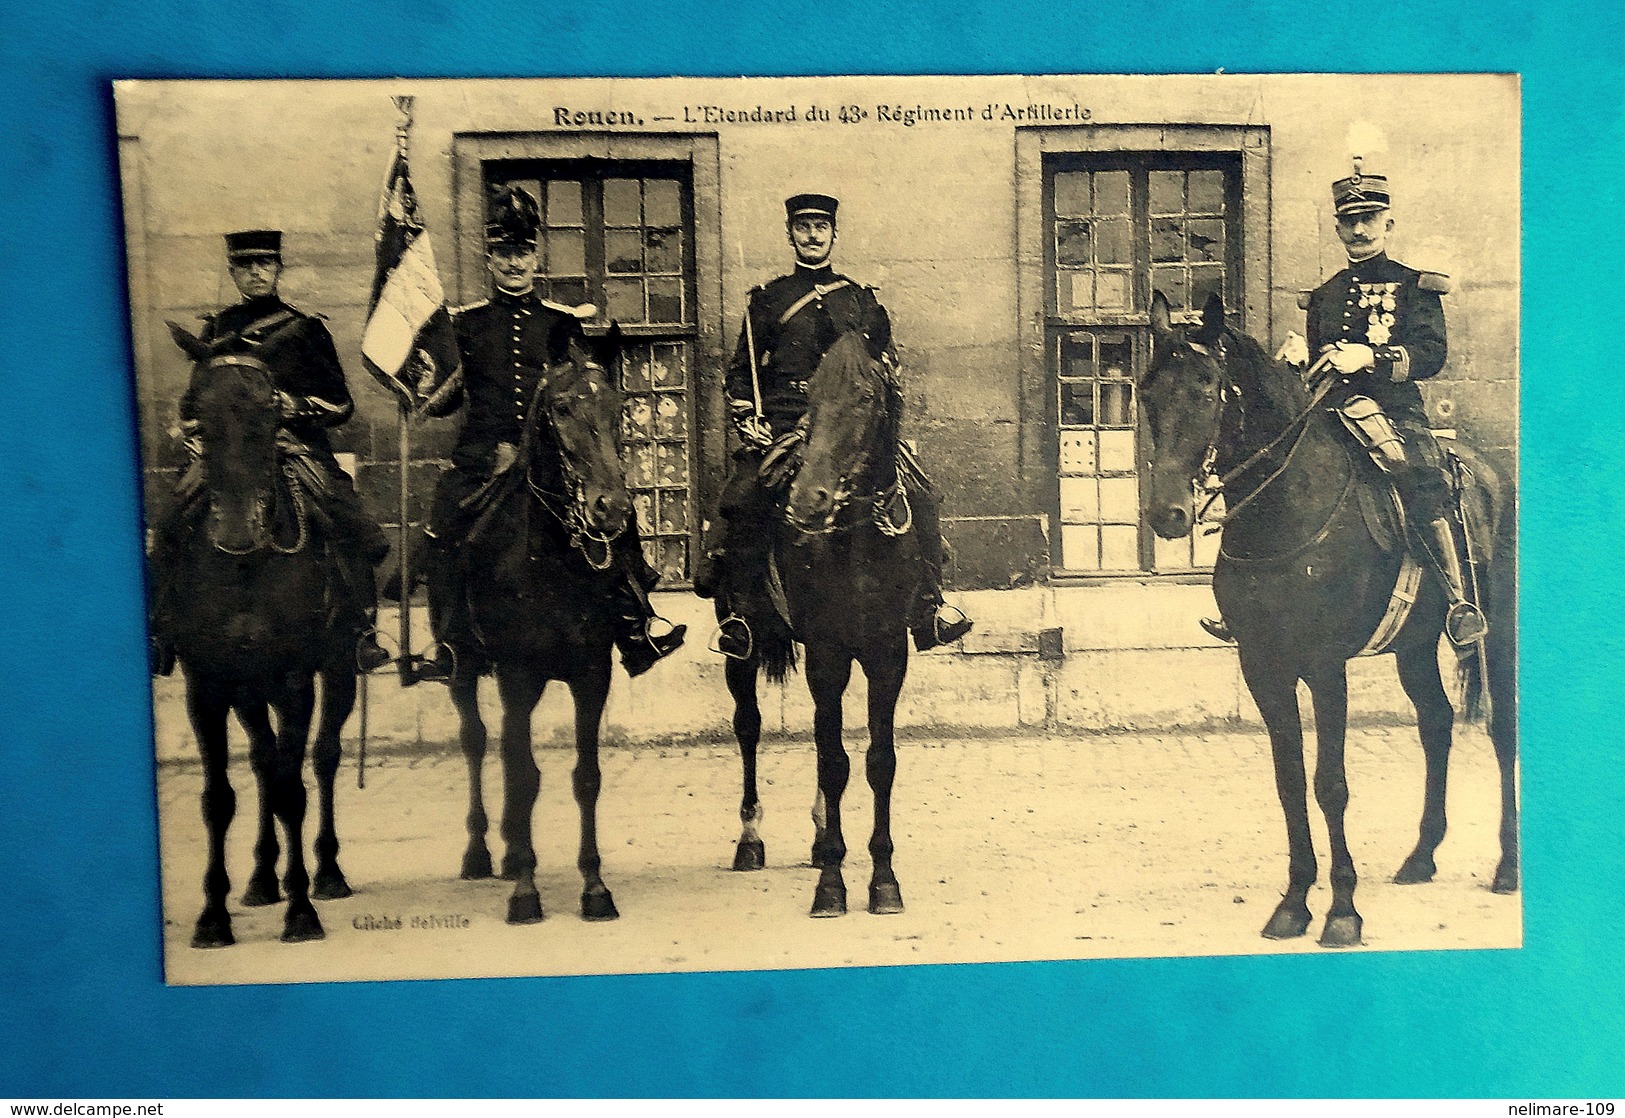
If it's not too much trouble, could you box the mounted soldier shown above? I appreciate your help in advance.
[1201,160,1488,649]
[147,229,392,676]
[698,192,973,657]
[415,184,686,682]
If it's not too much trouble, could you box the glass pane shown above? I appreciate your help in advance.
[1154,532,1194,571]
[1098,334,1132,379]
[1099,476,1139,521]
[1062,524,1100,570]
[1194,521,1222,567]
[655,392,688,440]
[645,227,683,273]
[1151,267,1187,309]
[1099,430,1136,472]
[606,229,643,274]
[1060,476,1098,521]
[1061,333,1094,377]
[621,347,651,392]
[1149,170,1184,214]
[545,229,586,276]
[655,441,688,486]
[603,178,641,225]
[656,489,689,535]
[658,538,687,583]
[1060,382,1095,427]
[1094,170,1130,214]
[546,278,588,307]
[1054,172,1090,216]
[627,444,655,489]
[1188,170,1226,213]
[1101,525,1140,569]
[623,394,653,440]
[1056,221,1092,266]
[644,179,681,227]
[1094,218,1130,265]
[1151,217,1184,263]
[647,277,684,323]
[632,490,656,532]
[1095,270,1130,310]
[1060,271,1092,312]
[1190,267,1225,312]
[1188,219,1225,262]
[546,180,583,225]
[605,277,644,322]
[1099,381,1134,427]
[1059,430,1096,473]
[650,344,685,387]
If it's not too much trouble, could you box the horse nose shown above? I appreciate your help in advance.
[1151,505,1190,538]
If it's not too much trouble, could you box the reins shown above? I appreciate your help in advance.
[520,360,623,571]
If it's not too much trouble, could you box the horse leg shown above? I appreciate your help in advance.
[310,667,356,900]
[186,674,236,948]
[237,701,282,908]
[726,654,767,871]
[811,789,828,867]
[1239,649,1316,940]
[1393,644,1454,885]
[863,642,908,915]
[1487,622,1520,894]
[1304,665,1361,948]
[496,669,546,924]
[569,659,618,921]
[806,646,852,917]
[449,672,495,880]
[269,676,323,943]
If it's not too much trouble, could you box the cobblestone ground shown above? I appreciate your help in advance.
[156,722,1520,986]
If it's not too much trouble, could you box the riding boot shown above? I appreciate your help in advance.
[905,489,973,651]
[611,549,686,678]
[1199,616,1236,643]
[417,541,475,683]
[146,513,188,677]
[711,608,754,661]
[1419,517,1489,647]
[336,553,392,672]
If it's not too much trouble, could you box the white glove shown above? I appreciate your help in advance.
[1327,342,1376,374]
[1274,332,1309,367]
[493,441,519,474]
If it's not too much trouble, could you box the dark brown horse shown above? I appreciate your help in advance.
[726,331,922,917]
[159,338,358,947]
[448,332,634,924]
[1140,292,1517,948]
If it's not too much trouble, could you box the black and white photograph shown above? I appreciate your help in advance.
[115,72,1520,987]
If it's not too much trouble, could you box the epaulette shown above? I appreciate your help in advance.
[1392,258,1455,295]
[450,299,489,315]
[540,299,598,320]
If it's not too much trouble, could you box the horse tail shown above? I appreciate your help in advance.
[757,616,798,685]
[1452,445,1512,728]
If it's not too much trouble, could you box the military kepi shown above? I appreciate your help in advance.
[785,193,838,222]
[1331,156,1391,216]
[486,184,542,247]
[224,229,282,260]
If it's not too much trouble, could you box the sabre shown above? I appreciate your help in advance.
[738,240,763,419]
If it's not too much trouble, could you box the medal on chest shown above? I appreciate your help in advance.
[1357,282,1399,344]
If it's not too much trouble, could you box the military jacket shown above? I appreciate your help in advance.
[430,289,586,473]
[1306,252,1447,421]
[727,263,892,436]
[180,295,353,458]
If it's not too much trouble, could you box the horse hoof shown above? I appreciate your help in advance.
[241,876,282,907]
[811,880,848,918]
[281,907,325,944]
[1492,861,1520,894]
[312,871,352,901]
[1318,914,1363,949]
[868,880,904,915]
[733,839,766,872]
[1262,901,1312,940]
[461,847,495,880]
[1393,855,1437,885]
[507,894,544,925]
[191,912,235,949]
[581,888,619,922]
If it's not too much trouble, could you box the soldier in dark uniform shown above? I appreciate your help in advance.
[698,193,973,657]
[415,185,686,681]
[1200,160,1487,647]
[147,229,393,675]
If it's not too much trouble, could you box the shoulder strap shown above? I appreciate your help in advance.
[775,279,853,328]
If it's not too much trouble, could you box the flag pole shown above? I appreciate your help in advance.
[392,94,418,688]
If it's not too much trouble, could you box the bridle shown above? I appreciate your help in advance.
[200,355,309,557]
[521,360,625,572]
[787,355,912,539]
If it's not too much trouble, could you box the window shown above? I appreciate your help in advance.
[486,163,697,583]
[1045,153,1240,573]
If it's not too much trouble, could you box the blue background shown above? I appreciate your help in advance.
[2,0,1621,1098]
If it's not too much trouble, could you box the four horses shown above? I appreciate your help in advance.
[1139,292,1518,947]
[160,338,358,947]
[724,331,922,917]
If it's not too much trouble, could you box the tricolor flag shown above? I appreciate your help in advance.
[361,146,459,406]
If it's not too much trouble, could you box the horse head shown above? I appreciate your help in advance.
[527,324,631,546]
[786,331,894,535]
[1142,291,1235,541]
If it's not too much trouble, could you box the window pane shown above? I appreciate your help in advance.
[632,490,655,531]
[623,395,653,441]
[1061,271,1092,312]
[643,179,681,227]
[1094,170,1130,214]
[1099,476,1139,521]
[546,229,585,276]
[1054,172,1090,216]
[1060,477,1099,521]
[1059,430,1096,473]
[1099,430,1136,473]
[1061,333,1094,376]
[1099,381,1134,427]
[1095,270,1131,309]
[547,180,583,225]
[621,348,651,392]
[1149,170,1184,214]
[605,277,644,322]
[654,392,687,440]
[1151,266,1187,309]
[1101,525,1140,569]
[1188,170,1225,213]
[654,441,688,486]
[603,178,641,225]
[546,278,588,306]
[1190,267,1225,311]
[1098,334,1132,378]
[647,277,683,323]
[1056,220,1092,266]
[650,344,686,388]
[657,538,687,584]
[606,229,643,273]
[1188,219,1225,262]
[1151,217,1184,263]
[645,228,682,273]
[1062,524,1101,570]
[1060,382,1095,426]
[1154,532,1194,570]
[627,443,655,488]
[656,488,689,535]
[1094,218,1130,264]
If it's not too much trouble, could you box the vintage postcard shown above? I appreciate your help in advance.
[115,73,1520,986]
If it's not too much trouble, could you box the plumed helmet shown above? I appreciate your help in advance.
[485,184,542,248]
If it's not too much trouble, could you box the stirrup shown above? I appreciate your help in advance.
[412,642,459,683]
[931,603,972,645]
[1199,617,1235,644]
[710,615,754,661]
[1444,601,1488,647]
[355,628,394,673]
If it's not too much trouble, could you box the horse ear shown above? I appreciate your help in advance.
[165,320,211,362]
[1192,293,1227,344]
[1150,291,1175,339]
